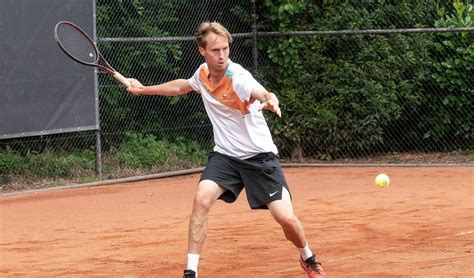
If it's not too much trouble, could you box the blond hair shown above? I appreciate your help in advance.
[195,21,233,48]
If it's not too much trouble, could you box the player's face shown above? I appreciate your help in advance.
[199,32,229,72]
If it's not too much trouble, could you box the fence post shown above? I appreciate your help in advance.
[95,130,102,178]
[251,0,258,74]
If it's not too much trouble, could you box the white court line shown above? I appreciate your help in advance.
[433,230,474,240]
[327,230,474,262]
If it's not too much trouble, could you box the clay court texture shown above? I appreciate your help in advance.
[1,167,473,277]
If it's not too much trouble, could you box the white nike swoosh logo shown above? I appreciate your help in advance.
[269,191,278,197]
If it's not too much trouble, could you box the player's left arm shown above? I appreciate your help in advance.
[251,86,282,117]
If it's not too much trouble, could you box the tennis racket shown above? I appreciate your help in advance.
[53,21,131,87]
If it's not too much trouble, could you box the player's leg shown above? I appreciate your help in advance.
[267,187,306,248]
[240,152,310,248]
[188,179,226,253]
[267,188,326,277]
[184,179,227,278]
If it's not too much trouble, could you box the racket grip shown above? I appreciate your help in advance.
[113,71,131,87]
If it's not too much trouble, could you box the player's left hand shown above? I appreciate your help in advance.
[258,93,282,117]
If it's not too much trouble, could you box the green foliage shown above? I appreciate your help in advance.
[4,2,472,190]
[0,134,207,186]
[258,1,451,158]
[97,1,243,151]
[114,133,170,169]
[96,0,184,80]
[0,148,24,174]
[433,0,473,90]
[171,137,208,163]
[257,0,474,157]
[97,0,188,149]
[113,133,206,169]
[0,148,95,181]
[79,176,101,184]
[423,0,474,145]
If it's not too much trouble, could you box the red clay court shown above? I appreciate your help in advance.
[1,167,473,277]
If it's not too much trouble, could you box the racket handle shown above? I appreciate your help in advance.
[113,71,131,87]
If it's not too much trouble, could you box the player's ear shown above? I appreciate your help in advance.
[198,46,205,56]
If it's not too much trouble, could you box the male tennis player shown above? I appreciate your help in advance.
[126,21,326,278]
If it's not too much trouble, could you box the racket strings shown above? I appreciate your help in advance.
[56,24,98,64]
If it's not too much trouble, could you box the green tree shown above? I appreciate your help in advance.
[257,1,450,158]
[96,0,250,149]
[424,0,473,147]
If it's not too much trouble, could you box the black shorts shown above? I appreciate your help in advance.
[200,151,290,209]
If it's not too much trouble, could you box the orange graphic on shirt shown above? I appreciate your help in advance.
[199,66,253,115]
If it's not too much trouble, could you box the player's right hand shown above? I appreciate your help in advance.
[126,78,145,95]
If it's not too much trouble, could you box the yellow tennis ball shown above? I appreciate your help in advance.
[375,173,390,188]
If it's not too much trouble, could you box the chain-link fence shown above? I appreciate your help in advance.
[1,0,473,192]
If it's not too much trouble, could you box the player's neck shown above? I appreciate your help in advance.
[208,70,225,86]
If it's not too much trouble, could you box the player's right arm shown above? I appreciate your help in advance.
[126,78,193,96]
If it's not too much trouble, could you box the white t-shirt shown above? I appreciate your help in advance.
[188,60,278,159]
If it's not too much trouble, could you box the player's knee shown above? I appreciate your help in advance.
[193,191,213,211]
[277,214,299,230]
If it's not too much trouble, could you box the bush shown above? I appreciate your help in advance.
[113,133,207,169]
[171,137,208,163]
[0,133,207,188]
[114,133,169,169]
[0,148,95,182]
[0,148,24,174]
[257,0,471,158]
[426,0,474,146]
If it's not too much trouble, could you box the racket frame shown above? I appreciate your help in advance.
[54,21,130,87]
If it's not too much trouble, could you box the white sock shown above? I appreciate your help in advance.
[186,253,200,273]
[299,244,313,260]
